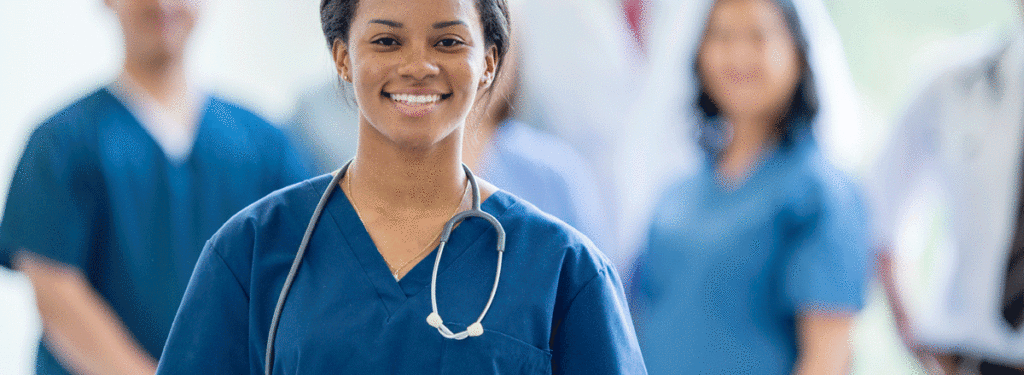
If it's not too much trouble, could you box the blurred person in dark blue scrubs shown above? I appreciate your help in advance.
[0,0,311,373]
[630,0,870,373]
[154,0,645,373]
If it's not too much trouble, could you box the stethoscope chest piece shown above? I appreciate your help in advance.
[426,170,506,340]
[265,163,507,374]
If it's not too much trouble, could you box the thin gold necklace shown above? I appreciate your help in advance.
[346,173,469,280]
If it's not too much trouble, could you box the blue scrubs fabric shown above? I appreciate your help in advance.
[633,142,869,375]
[156,174,646,374]
[0,88,310,375]
[478,120,612,252]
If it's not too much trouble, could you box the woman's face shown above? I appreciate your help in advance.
[698,0,802,121]
[335,0,497,149]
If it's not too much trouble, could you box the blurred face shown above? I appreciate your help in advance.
[698,0,802,121]
[105,0,199,65]
[335,0,497,149]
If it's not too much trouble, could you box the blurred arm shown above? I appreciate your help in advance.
[791,313,853,375]
[15,251,156,375]
[877,249,949,374]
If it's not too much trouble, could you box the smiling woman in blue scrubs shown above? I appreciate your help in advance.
[631,0,870,374]
[154,0,645,373]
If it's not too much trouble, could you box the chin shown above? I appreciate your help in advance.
[370,120,462,153]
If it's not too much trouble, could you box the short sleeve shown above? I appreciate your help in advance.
[156,241,250,374]
[551,266,647,375]
[0,127,100,269]
[783,175,871,313]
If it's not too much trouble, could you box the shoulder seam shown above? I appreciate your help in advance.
[562,265,605,316]
[210,242,251,301]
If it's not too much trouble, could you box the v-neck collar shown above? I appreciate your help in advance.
[321,180,514,317]
[704,143,794,198]
[101,86,210,167]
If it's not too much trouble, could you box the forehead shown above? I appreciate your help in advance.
[707,0,787,30]
[353,0,480,29]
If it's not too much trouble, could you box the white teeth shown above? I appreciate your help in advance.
[391,94,442,104]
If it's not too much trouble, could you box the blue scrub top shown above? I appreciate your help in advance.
[478,120,612,253]
[0,88,311,374]
[632,141,869,374]
[156,174,646,374]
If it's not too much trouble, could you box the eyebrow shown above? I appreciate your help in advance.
[369,19,402,28]
[433,20,466,29]
[367,19,466,29]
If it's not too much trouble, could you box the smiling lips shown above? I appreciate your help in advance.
[383,91,453,117]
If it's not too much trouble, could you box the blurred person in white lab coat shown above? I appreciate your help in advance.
[873,7,1024,374]
[513,0,664,275]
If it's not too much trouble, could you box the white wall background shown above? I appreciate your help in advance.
[0,0,336,372]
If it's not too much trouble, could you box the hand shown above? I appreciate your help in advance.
[875,250,948,374]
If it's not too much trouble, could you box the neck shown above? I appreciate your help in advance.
[349,123,469,214]
[717,114,777,184]
[461,108,503,171]
[122,52,188,108]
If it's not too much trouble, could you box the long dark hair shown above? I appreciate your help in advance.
[694,0,819,156]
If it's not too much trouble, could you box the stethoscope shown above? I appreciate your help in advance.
[264,161,506,374]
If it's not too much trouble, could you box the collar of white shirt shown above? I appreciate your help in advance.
[107,73,207,164]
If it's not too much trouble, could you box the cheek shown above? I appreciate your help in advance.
[450,57,484,93]
[763,45,801,94]
[352,56,389,94]
[697,48,719,82]
[700,51,735,93]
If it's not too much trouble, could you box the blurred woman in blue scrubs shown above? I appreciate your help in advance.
[0,1,311,374]
[630,0,870,373]
[155,0,645,373]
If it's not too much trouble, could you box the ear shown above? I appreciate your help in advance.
[478,45,498,89]
[332,39,352,83]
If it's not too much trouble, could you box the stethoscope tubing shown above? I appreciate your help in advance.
[264,162,504,375]
[264,163,346,375]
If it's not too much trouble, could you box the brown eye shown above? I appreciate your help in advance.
[372,37,400,46]
[435,38,464,48]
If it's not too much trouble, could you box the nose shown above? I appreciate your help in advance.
[396,44,441,81]
[158,0,180,9]
[722,40,762,73]
[157,0,199,15]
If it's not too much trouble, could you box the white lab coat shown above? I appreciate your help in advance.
[513,0,648,271]
[873,26,1024,365]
